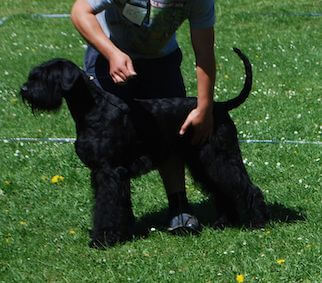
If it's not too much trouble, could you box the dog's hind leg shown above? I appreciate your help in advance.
[187,143,268,228]
[208,151,266,227]
[89,166,134,248]
[185,147,239,227]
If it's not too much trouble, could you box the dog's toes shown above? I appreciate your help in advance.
[89,232,120,249]
[250,216,269,229]
[213,215,230,229]
[89,229,133,249]
[249,205,270,229]
[89,239,109,250]
[89,236,121,249]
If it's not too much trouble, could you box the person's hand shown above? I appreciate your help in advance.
[179,107,213,145]
[108,51,137,84]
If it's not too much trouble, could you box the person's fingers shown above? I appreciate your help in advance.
[111,72,126,84]
[111,66,136,84]
[108,52,136,82]
[180,108,213,144]
[126,59,137,77]
[179,118,191,135]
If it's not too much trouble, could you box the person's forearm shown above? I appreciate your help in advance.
[71,0,119,60]
[190,27,216,113]
[195,55,216,113]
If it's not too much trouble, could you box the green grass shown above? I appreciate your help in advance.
[1,0,321,282]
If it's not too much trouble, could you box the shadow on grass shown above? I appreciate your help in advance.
[134,200,306,238]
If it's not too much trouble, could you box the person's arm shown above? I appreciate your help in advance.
[71,0,136,83]
[180,27,216,144]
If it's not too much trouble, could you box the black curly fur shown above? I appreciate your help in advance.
[20,48,268,248]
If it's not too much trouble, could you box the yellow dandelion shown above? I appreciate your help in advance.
[276,259,286,265]
[4,180,11,186]
[236,274,245,283]
[11,98,18,105]
[19,220,27,225]
[68,229,76,235]
[50,175,64,184]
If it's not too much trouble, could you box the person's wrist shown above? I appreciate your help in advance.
[196,102,213,116]
[101,44,121,61]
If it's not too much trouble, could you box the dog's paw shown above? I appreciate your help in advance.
[89,229,132,249]
[89,239,109,249]
[249,212,270,229]
[248,202,270,229]
[89,230,118,249]
[213,215,230,229]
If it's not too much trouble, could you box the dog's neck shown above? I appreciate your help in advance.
[64,75,95,128]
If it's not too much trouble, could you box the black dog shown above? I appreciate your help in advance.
[20,48,268,248]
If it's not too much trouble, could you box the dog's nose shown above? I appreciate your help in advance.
[20,85,28,93]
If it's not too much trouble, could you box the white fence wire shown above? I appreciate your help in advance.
[0,137,321,145]
[1,13,321,147]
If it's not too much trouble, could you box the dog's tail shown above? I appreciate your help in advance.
[223,48,253,111]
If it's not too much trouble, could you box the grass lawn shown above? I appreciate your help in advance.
[0,0,321,282]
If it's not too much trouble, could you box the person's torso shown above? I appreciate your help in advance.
[103,0,190,58]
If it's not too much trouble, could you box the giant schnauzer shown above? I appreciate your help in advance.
[20,48,268,248]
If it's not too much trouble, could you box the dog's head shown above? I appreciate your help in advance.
[20,59,83,111]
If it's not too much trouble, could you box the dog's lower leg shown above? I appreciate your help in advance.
[207,154,267,227]
[89,167,134,248]
[187,146,267,227]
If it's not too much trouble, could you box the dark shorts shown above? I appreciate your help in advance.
[84,46,186,100]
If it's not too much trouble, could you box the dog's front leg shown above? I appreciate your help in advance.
[89,166,134,248]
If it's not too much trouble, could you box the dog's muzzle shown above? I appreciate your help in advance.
[20,85,28,93]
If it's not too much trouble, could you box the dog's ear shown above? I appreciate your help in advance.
[60,61,83,91]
